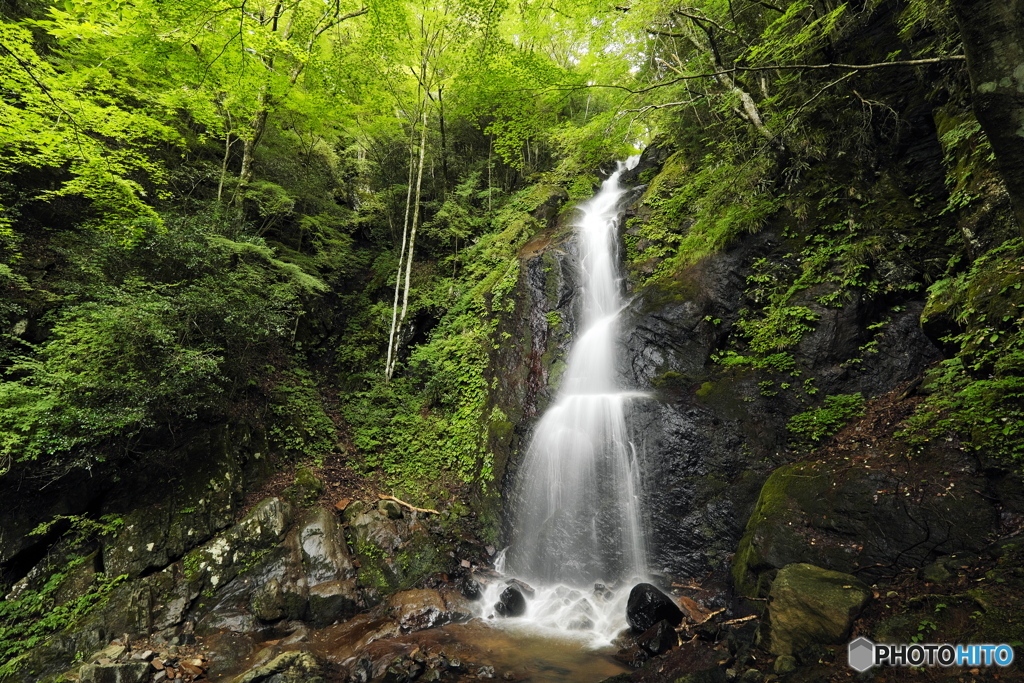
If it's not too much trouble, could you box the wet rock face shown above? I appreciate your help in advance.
[9,487,468,683]
[488,195,579,509]
[762,563,870,657]
[2,424,261,586]
[614,236,942,579]
[637,619,679,656]
[626,583,683,633]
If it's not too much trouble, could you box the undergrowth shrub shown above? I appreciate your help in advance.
[787,392,866,447]
[905,238,1024,462]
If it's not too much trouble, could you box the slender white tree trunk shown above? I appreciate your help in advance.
[385,129,419,382]
[396,112,429,343]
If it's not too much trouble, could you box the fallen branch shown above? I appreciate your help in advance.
[677,607,727,631]
[378,494,440,515]
[695,607,726,624]
[721,614,759,626]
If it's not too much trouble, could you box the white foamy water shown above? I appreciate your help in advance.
[481,157,648,647]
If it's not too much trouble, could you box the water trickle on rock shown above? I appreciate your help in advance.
[482,157,649,646]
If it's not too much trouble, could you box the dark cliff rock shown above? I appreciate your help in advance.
[0,423,271,588]
[733,446,999,598]
[615,229,943,579]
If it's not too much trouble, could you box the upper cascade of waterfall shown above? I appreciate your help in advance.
[487,158,648,646]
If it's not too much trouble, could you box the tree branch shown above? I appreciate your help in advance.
[630,55,966,94]
[742,0,785,12]
[623,97,706,114]
[670,8,741,39]
[378,494,439,515]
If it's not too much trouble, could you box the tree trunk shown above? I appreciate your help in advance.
[385,129,419,382]
[949,0,1024,235]
[397,113,429,342]
[231,101,270,212]
[438,86,448,194]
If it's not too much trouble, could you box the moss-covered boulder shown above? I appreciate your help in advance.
[282,467,324,507]
[233,651,323,683]
[763,563,870,656]
[733,457,997,598]
[346,509,448,597]
[78,662,152,683]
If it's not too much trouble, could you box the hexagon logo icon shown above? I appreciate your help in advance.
[848,637,875,672]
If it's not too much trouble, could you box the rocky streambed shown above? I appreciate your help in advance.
[10,488,650,683]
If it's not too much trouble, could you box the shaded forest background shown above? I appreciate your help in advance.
[3,0,1024,676]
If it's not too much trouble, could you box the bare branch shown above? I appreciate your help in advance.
[647,28,689,38]
[671,8,741,39]
[742,0,785,12]
[378,494,439,515]
[627,55,967,95]
[623,97,705,114]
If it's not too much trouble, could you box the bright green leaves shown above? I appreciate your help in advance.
[745,0,848,67]
[0,21,178,241]
[787,392,865,448]
[735,305,819,355]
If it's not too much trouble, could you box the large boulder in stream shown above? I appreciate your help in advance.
[384,588,473,632]
[626,583,683,632]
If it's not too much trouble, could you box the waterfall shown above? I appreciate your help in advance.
[483,158,647,645]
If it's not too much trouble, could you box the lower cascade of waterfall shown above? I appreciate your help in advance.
[480,157,648,647]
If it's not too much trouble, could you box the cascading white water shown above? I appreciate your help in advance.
[480,158,647,647]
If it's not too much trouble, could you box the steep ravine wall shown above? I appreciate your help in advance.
[494,139,1011,593]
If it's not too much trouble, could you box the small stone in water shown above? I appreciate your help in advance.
[626,583,683,632]
[567,616,595,630]
[494,586,527,617]
[505,578,535,596]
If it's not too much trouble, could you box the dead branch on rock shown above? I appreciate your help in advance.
[721,614,759,626]
[378,494,440,514]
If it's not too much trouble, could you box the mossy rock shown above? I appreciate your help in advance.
[733,458,997,599]
[233,651,323,683]
[342,500,365,524]
[378,499,403,520]
[283,467,324,507]
[348,510,448,597]
[764,563,870,657]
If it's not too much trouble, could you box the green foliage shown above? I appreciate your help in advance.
[0,559,125,676]
[269,369,336,461]
[0,220,322,477]
[0,21,177,242]
[735,305,819,355]
[338,183,558,494]
[28,514,123,546]
[0,513,127,675]
[629,148,781,280]
[787,393,866,447]
[906,239,1024,461]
